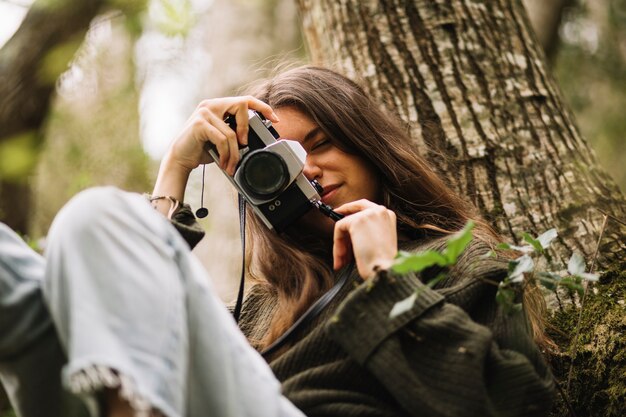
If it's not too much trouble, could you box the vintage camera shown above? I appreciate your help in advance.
[205,110,322,232]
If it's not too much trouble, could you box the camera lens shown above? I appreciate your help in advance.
[240,150,288,197]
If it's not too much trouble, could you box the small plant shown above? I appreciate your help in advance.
[389,221,475,318]
[492,229,599,313]
[388,222,599,318]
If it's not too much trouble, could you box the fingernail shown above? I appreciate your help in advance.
[271,112,280,122]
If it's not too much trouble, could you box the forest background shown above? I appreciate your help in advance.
[0,0,624,416]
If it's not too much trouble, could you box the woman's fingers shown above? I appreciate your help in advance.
[166,96,277,175]
[199,117,230,170]
[243,95,280,123]
[232,101,249,146]
[195,96,278,175]
[206,112,240,175]
[332,201,398,279]
[333,221,353,271]
[333,199,381,215]
[224,96,280,149]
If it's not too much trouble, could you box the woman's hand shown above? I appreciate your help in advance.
[152,96,278,214]
[165,96,279,175]
[332,200,398,280]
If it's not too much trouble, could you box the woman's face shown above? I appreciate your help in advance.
[273,106,382,237]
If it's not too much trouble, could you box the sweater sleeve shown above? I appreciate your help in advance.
[143,193,206,249]
[169,203,205,249]
[325,245,555,417]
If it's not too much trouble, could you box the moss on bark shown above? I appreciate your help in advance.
[548,260,626,416]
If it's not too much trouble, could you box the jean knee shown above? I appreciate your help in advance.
[47,186,151,249]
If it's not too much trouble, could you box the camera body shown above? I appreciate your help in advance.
[206,110,321,232]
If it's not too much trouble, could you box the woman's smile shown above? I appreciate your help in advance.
[320,183,341,205]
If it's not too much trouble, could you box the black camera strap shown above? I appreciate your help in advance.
[260,264,351,358]
[232,195,247,323]
[232,196,352,358]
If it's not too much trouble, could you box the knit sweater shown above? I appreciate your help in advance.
[172,206,555,417]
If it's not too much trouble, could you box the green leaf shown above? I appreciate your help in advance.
[537,228,558,249]
[425,273,446,289]
[561,276,584,297]
[537,271,561,291]
[496,241,535,254]
[392,250,448,274]
[509,254,534,283]
[38,35,84,84]
[443,220,475,264]
[389,292,418,319]
[496,284,520,314]
[0,131,40,179]
[522,232,543,253]
[567,252,586,276]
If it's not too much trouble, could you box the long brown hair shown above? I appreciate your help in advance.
[243,65,548,350]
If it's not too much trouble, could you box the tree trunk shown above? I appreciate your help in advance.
[296,0,625,415]
[297,0,624,266]
[0,0,105,233]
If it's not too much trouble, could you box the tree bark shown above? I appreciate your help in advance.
[296,0,626,415]
[297,0,625,267]
[0,0,105,233]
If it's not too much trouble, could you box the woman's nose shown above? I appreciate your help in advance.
[303,157,322,180]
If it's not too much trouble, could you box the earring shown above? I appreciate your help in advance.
[195,164,209,218]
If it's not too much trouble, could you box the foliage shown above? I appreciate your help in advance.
[389,221,475,318]
[493,229,598,307]
[0,131,39,180]
[149,0,195,37]
[389,223,600,319]
[38,33,85,84]
[555,0,626,192]
[30,15,152,237]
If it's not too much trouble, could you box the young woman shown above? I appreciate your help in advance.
[0,66,554,417]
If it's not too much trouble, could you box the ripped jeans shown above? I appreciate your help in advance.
[0,187,303,417]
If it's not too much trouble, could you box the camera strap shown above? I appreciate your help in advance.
[260,264,351,358]
[232,196,351,358]
[232,195,247,323]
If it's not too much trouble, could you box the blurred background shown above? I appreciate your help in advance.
[0,0,624,299]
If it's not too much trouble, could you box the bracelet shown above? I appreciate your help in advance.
[149,195,181,219]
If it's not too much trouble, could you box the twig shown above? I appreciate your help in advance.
[596,209,626,227]
[566,213,608,393]
[589,216,608,274]
[555,378,579,417]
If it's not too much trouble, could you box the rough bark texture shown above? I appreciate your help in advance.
[296,0,625,415]
[297,0,625,267]
[0,0,105,233]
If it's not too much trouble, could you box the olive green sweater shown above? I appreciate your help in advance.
[172,206,555,417]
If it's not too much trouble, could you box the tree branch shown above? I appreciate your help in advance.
[0,0,106,232]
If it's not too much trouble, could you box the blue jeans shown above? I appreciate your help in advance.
[0,187,303,417]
